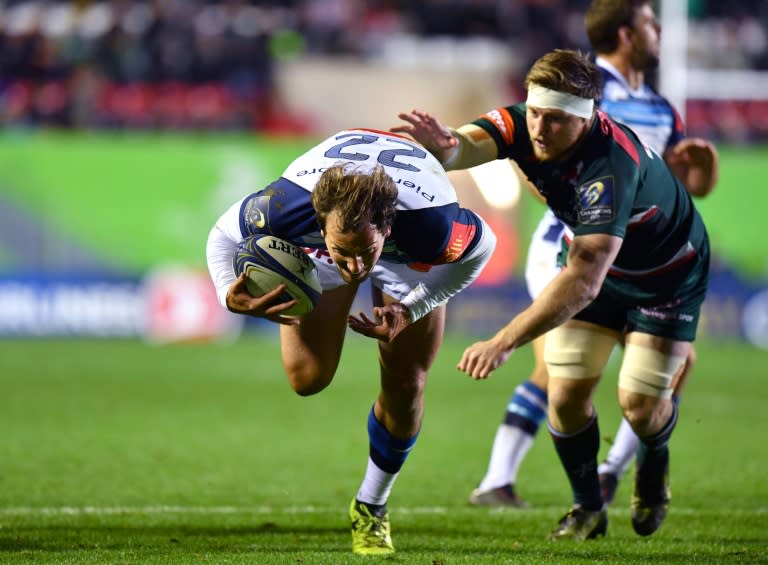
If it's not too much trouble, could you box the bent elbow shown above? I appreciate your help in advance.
[579,280,602,306]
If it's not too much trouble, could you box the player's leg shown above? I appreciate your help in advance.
[350,289,446,555]
[545,321,620,540]
[598,343,692,504]
[618,333,688,537]
[469,335,548,507]
[279,283,359,395]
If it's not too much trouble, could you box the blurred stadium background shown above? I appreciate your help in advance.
[0,0,766,347]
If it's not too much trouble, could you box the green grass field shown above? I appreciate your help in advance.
[1,335,766,564]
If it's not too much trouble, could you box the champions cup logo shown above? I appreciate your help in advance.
[577,176,615,224]
[583,181,605,206]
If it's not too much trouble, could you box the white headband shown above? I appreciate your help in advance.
[526,84,594,119]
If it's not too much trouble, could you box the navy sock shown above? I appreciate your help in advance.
[637,402,678,471]
[367,406,418,474]
[549,413,602,510]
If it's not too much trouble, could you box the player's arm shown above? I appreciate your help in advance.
[458,232,622,379]
[205,200,300,325]
[663,137,719,197]
[347,211,497,341]
[392,109,498,170]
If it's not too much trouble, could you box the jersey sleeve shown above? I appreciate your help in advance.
[471,103,528,161]
[666,103,686,151]
[399,212,496,322]
[390,204,495,322]
[205,178,318,307]
[206,196,247,307]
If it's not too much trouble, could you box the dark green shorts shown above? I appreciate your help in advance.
[573,244,710,342]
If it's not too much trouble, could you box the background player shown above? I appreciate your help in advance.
[465,0,719,508]
[206,128,495,555]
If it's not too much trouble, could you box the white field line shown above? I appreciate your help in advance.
[0,505,765,517]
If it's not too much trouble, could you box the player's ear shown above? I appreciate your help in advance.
[618,25,633,47]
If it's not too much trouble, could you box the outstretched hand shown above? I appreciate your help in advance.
[225,273,301,325]
[391,109,457,161]
[457,337,515,379]
[665,137,719,197]
[347,303,412,343]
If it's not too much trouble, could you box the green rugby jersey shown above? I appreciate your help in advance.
[473,103,708,284]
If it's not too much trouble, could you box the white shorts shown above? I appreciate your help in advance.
[525,209,565,299]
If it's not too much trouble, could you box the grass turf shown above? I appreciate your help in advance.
[1,335,765,563]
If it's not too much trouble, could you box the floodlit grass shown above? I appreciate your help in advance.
[1,335,765,564]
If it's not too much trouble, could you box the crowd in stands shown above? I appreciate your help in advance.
[0,0,766,141]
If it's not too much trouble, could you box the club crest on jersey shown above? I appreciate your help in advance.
[577,176,614,224]
[244,195,270,231]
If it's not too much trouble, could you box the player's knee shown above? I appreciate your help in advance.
[284,364,334,396]
[547,377,592,416]
[618,344,685,401]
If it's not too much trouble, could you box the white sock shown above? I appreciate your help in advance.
[356,457,398,506]
[477,424,534,491]
[598,417,639,479]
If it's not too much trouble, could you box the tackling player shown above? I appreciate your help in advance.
[465,0,720,510]
[393,48,711,540]
[206,129,496,555]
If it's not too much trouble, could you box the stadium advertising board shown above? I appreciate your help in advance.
[0,134,765,345]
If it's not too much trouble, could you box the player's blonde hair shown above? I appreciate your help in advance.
[524,49,602,102]
[312,162,398,233]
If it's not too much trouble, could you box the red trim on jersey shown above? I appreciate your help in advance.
[407,262,433,272]
[428,221,477,266]
[597,110,640,165]
[482,108,516,145]
[626,207,660,231]
[607,249,696,279]
[354,127,412,141]
[562,233,697,278]
[670,106,686,136]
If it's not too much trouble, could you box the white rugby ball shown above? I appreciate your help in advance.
[233,234,322,316]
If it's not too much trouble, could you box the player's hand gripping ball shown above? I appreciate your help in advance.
[233,235,322,316]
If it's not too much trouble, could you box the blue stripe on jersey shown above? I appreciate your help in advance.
[600,100,674,128]
[368,406,418,474]
[598,64,685,154]
[239,177,485,266]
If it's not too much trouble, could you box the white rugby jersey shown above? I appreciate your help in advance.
[207,128,494,320]
[596,57,686,155]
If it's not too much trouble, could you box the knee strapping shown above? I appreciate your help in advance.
[618,344,685,399]
[544,326,617,379]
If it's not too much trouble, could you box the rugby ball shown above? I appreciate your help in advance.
[232,235,322,316]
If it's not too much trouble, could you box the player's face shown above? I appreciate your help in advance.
[321,209,389,284]
[526,105,591,162]
[629,4,661,70]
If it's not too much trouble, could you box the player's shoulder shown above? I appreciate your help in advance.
[591,112,644,168]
